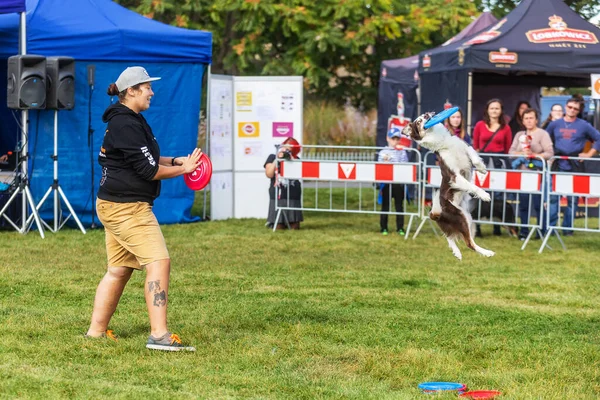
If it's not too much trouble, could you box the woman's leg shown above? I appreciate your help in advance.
[144,259,171,339]
[87,266,134,336]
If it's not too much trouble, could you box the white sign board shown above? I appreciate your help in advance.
[233,76,303,219]
[208,75,303,220]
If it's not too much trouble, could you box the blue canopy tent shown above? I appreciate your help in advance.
[0,0,212,226]
[0,0,25,14]
[418,0,600,133]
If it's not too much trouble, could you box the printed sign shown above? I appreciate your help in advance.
[526,15,598,44]
[464,19,507,46]
[422,54,431,69]
[272,122,293,138]
[236,91,252,112]
[489,48,518,64]
[591,74,600,100]
[237,122,259,138]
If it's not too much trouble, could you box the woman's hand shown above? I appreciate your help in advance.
[0,155,7,162]
[181,148,203,174]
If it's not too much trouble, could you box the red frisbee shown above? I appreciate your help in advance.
[184,153,212,191]
[459,390,502,399]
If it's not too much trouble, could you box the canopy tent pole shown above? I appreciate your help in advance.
[417,79,421,116]
[467,71,473,136]
[203,64,212,221]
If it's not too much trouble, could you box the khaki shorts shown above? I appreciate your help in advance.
[96,199,169,270]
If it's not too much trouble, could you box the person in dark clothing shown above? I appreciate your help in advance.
[86,66,201,351]
[264,137,304,229]
[508,101,531,140]
[545,96,600,235]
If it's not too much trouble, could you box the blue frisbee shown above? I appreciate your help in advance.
[423,106,460,129]
[418,381,467,393]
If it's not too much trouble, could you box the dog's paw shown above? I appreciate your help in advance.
[477,190,491,202]
[451,248,462,260]
[475,163,487,174]
[479,249,495,258]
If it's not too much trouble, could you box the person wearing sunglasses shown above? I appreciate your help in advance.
[545,96,600,235]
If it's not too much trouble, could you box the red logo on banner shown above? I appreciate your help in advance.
[526,15,598,44]
[338,163,356,180]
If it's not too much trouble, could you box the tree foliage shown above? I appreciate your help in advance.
[480,0,600,20]
[113,0,596,108]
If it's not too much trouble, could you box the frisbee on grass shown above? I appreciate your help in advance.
[423,106,460,129]
[184,153,213,191]
[418,381,467,394]
[459,390,502,399]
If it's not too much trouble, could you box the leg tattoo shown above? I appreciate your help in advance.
[148,280,166,307]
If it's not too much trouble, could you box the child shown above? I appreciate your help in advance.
[378,127,409,235]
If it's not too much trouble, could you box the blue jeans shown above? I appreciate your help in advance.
[518,193,542,236]
[548,194,578,230]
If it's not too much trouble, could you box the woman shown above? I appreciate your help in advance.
[473,98,512,168]
[472,98,512,236]
[509,108,554,240]
[444,108,471,145]
[86,66,201,351]
[264,137,304,230]
[508,101,531,140]
[541,104,564,130]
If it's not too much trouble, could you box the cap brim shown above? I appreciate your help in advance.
[142,77,161,83]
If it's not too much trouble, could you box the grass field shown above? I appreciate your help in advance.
[1,201,599,399]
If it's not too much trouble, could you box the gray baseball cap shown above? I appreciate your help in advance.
[115,66,161,92]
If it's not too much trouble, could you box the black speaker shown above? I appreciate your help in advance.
[46,57,75,110]
[7,55,47,109]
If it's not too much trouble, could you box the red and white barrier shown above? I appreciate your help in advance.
[280,161,418,184]
[552,174,600,196]
[426,168,542,192]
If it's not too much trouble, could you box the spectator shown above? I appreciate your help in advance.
[541,104,564,130]
[378,127,408,236]
[509,108,554,240]
[509,101,531,140]
[545,97,600,235]
[444,108,471,145]
[264,137,303,230]
[472,98,512,236]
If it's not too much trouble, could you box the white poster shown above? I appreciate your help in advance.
[209,75,303,220]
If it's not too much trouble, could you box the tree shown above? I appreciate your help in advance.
[480,0,600,20]
[115,0,481,108]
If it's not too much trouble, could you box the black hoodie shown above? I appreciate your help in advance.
[98,103,161,205]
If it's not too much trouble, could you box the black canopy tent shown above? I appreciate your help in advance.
[418,0,600,134]
[376,12,498,146]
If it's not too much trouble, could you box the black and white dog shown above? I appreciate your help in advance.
[402,112,495,259]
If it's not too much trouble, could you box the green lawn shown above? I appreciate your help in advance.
[0,206,599,399]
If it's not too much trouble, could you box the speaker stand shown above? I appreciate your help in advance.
[0,110,45,238]
[29,110,86,234]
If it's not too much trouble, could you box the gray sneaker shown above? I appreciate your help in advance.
[146,332,196,352]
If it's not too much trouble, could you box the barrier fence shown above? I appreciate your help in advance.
[272,146,600,253]
[540,156,600,253]
[275,145,421,238]
[414,152,547,250]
